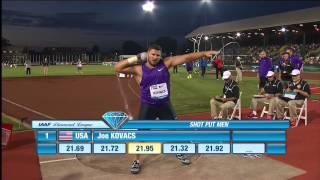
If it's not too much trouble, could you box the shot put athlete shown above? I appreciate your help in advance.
[115,44,219,174]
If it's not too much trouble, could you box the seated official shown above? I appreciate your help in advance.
[248,71,283,119]
[275,69,311,127]
[210,71,240,119]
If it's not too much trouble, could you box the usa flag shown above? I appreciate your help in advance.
[59,131,73,141]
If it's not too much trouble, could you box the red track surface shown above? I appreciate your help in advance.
[2,75,320,180]
[2,131,41,180]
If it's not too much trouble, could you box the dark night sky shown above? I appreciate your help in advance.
[2,0,320,51]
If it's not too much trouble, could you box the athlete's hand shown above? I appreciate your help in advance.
[203,51,220,58]
[127,52,148,65]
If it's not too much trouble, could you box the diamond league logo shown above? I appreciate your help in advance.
[102,112,130,130]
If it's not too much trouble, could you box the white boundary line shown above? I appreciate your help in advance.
[2,97,80,164]
[128,80,140,99]
[116,77,133,118]
[39,157,77,164]
[2,98,56,120]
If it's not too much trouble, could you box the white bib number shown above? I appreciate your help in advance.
[150,83,169,99]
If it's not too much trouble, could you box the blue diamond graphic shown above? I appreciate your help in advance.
[102,112,129,130]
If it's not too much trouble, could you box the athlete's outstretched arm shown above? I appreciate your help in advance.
[164,51,219,69]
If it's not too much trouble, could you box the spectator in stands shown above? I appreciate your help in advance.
[186,61,193,79]
[25,59,32,75]
[279,52,294,87]
[275,69,310,127]
[235,56,243,83]
[200,57,208,78]
[214,55,224,80]
[210,71,240,119]
[286,47,303,71]
[248,71,283,119]
[42,57,49,76]
[258,50,272,90]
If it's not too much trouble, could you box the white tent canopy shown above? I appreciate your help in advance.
[185,7,320,39]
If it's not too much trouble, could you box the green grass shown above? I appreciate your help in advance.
[2,65,116,78]
[171,73,320,115]
[170,72,259,115]
[2,115,31,132]
[2,65,319,115]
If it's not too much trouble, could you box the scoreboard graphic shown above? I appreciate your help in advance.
[32,112,289,155]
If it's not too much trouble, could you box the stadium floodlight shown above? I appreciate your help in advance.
[260,33,264,36]
[236,32,241,37]
[204,36,209,40]
[281,27,286,32]
[299,24,303,27]
[142,1,155,12]
[314,24,318,27]
[201,0,212,4]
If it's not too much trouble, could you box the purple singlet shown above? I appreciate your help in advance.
[140,60,170,105]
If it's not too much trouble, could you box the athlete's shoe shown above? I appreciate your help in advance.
[176,154,191,165]
[130,160,141,174]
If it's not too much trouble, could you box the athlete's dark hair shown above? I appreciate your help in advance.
[282,52,290,56]
[148,44,162,51]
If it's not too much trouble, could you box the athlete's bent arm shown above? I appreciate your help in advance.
[114,53,147,75]
[164,51,219,69]
[114,59,138,75]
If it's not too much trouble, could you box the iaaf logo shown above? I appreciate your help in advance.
[38,122,51,126]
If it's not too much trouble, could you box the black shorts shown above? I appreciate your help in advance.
[43,63,49,66]
[138,102,176,120]
[259,77,267,89]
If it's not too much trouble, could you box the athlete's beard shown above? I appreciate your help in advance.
[147,59,159,67]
